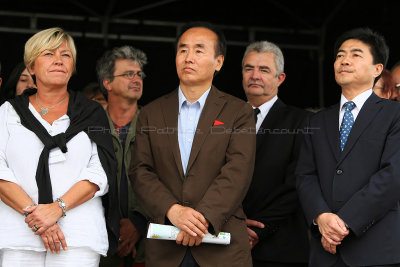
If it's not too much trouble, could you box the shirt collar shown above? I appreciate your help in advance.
[340,89,372,111]
[178,86,211,113]
[253,95,278,118]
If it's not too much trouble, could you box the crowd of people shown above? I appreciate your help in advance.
[0,22,400,267]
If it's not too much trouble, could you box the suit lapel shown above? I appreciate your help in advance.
[325,104,341,162]
[186,86,226,173]
[338,93,383,164]
[160,89,185,179]
[256,99,285,151]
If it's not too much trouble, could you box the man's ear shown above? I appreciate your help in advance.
[277,72,286,87]
[103,79,112,92]
[373,63,384,78]
[215,55,224,72]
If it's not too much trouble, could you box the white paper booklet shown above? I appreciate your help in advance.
[147,223,231,245]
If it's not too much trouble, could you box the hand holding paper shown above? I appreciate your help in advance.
[176,230,203,246]
[147,223,231,245]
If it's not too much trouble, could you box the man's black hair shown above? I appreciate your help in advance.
[333,28,389,83]
[175,21,227,58]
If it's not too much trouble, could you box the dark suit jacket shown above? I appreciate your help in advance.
[243,99,310,263]
[130,86,256,267]
[296,93,400,266]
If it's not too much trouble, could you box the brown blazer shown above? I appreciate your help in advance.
[130,86,256,267]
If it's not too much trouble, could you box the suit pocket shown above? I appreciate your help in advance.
[356,133,386,156]
[359,131,386,141]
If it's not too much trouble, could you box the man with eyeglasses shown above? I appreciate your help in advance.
[96,45,147,267]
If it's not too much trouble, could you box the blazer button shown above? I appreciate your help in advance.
[336,169,343,175]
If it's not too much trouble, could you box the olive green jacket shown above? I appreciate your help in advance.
[104,108,146,264]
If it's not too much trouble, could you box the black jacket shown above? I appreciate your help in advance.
[296,93,400,266]
[243,99,310,263]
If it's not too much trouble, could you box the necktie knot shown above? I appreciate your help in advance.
[254,108,260,123]
[344,101,356,112]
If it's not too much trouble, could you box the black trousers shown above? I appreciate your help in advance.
[334,256,400,267]
[179,248,199,267]
[253,259,308,267]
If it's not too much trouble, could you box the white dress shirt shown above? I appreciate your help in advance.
[339,89,373,130]
[253,95,278,132]
[0,102,109,255]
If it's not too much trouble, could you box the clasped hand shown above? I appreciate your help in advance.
[176,230,203,246]
[166,204,208,246]
[117,218,141,258]
[315,213,349,254]
[24,203,67,253]
[24,203,63,235]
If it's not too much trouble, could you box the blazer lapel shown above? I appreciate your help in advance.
[325,104,341,162]
[186,86,226,173]
[160,89,185,179]
[338,93,383,164]
[256,99,285,151]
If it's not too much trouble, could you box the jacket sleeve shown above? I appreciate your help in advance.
[296,115,331,229]
[337,106,400,237]
[195,103,256,234]
[130,107,179,224]
[254,113,310,240]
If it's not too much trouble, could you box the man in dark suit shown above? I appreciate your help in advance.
[241,41,310,267]
[130,22,256,267]
[296,28,400,266]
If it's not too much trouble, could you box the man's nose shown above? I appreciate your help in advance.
[340,55,350,65]
[250,69,261,79]
[184,50,195,63]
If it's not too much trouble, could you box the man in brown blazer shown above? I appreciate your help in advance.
[130,22,256,267]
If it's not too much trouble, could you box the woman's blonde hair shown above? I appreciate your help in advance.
[24,27,77,72]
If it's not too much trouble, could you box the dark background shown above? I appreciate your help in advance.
[1,0,399,109]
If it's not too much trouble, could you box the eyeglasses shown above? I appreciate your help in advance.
[113,71,146,80]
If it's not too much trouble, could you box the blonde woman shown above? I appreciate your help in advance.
[0,27,118,266]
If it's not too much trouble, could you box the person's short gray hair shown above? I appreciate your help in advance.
[242,41,284,76]
[96,45,147,96]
